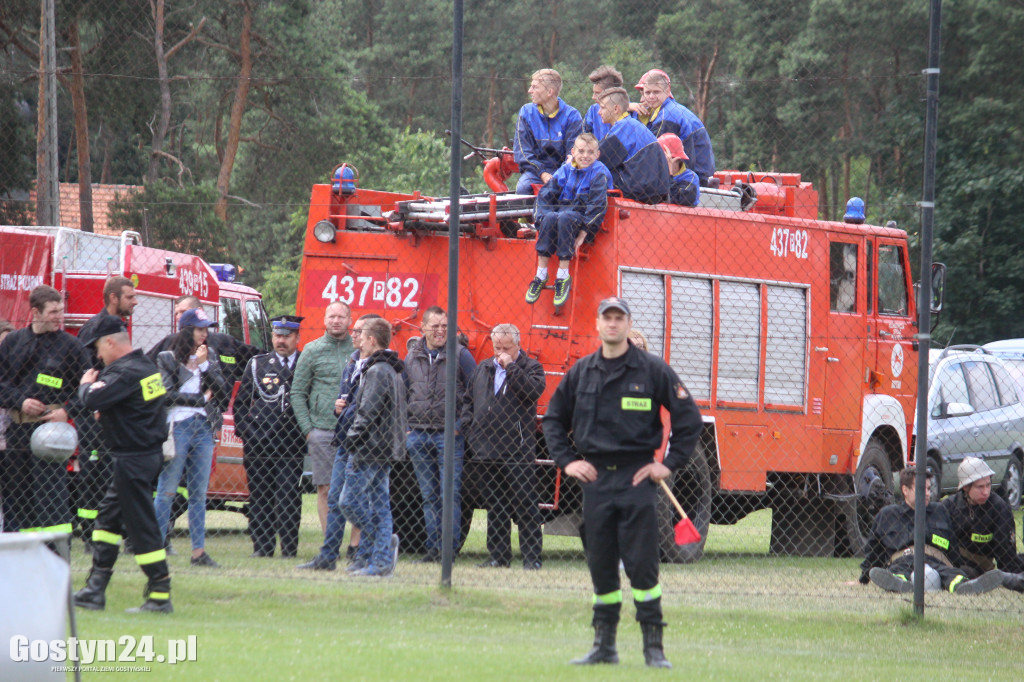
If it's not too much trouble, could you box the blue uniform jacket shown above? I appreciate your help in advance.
[513,98,583,179]
[643,97,715,185]
[668,168,700,207]
[598,116,669,205]
[535,160,613,242]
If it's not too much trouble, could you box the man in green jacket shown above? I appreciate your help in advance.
[291,301,354,533]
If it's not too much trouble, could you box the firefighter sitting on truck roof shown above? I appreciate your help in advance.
[595,88,669,206]
[657,133,700,208]
[859,466,1003,594]
[513,68,583,195]
[583,65,625,142]
[525,133,613,308]
[633,69,716,187]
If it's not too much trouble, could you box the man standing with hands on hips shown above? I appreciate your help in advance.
[543,297,703,669]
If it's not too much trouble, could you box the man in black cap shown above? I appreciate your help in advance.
[234,315,306,557]
[543,296,703,669]
[74,275,139,552]
[73,316,173,613]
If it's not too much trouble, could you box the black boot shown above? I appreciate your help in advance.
[641,622,672,669]
[73,567,113,611]
[1000,571,1024,593]
[570,622,618,665]
[126,576,173,614]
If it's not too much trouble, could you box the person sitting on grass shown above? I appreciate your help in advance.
[525,133,613,308]
[658,133,700,208]
[859,465,1003,595]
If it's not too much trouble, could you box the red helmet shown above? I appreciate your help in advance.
[635,68,671,91]
[658,133,688,160]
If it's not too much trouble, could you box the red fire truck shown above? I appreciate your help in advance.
[0,225,271,512]
[295,167,943,562]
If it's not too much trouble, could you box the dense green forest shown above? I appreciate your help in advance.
[1,0,1022,341]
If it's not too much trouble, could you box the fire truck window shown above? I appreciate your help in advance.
[245,299,270,350]
[876,245,908,316]
[991,362,1020,406]
[964,361,999,412]
[829,243,857,313]
[220,297,245,342]
[933,363,970,418]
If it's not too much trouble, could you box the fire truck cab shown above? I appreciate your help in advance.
[296,169,941,561]
[0,225,271,512]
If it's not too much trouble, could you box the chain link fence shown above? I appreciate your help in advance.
[1,0,1022,617]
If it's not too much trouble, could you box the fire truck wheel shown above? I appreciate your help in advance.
[1000,455,1023,510]
[658,446,712,564]
[844,440,894,554]
[925,455,942,502]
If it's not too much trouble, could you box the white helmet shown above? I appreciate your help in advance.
[30,422,78,462]
[958,457,995,490]
[910,565,942,592]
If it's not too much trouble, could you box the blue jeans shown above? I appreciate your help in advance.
[155,415,214,550]
[407,429,463,553]
[338,458,392,571]
[319,447,350,562]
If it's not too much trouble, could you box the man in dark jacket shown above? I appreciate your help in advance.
[73,316,172,613]
[339,317,407,577]
[404,306,476,562]
[0,285,89,533]
[940,457,1024,590]
[595,88,669,205]
[860,465,1003,594]
[465,324,546,569]
[543,297,703,668]
[234,315,305,558]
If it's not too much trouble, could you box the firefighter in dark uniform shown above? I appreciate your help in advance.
[542,297,703,669]
[939,457,1024,591]
[234,315,305,557]
[859,465,1003,595]
[73,275,138,551]
[0,285,89,534]
[72,316,173,613]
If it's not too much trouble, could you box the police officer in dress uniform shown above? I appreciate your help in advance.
[542,297,703,669]
[72,316,173,613]
[234,315,305,558]
[0,285,89,534]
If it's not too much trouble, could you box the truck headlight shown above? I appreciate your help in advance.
[313,220,336,243]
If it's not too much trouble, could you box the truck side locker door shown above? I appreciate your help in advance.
[824,239,866,431]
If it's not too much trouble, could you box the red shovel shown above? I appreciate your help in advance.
[658,479,702,545]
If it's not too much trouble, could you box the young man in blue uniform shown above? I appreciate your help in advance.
[543,297,703,668]
[658,133,700,207]
[513,69,583,195]
[595,88,669,205]
[635,70,716,186]
[525,133,613,308]
[582,65,624,142]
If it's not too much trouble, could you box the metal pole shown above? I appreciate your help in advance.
[913,0,942,618]
[38,0,60,227]
[440,0,464,589]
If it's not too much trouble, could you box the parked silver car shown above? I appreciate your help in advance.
[921,345,1024,508]
[982,338,1024,395]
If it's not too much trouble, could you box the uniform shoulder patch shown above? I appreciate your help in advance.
[140,373,167,401]
[87,381,107,392]
[676,383,688,399]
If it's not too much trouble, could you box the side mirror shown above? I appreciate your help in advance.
[930,262,946,313]
[945,401,974,418]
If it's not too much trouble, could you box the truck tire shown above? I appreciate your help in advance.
[1000,455,1023,510]
[658,445,712,563]
[839,440,893,556]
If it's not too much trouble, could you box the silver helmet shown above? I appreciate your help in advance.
[30,422,79,462]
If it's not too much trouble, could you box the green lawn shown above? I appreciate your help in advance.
[53,500,1024,680]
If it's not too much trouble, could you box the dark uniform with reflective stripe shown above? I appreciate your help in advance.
[79,349,170,594]
[73,311,121,541]
[234,352,305,557]
[859,501,968,590]
[543,342,702,627]
[941,490,1024,577]
[0,325,89,533]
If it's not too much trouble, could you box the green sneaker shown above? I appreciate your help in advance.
[553,276,572,307]
[525,278,544,304]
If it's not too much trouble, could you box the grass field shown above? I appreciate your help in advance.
[51,499,1024,680]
